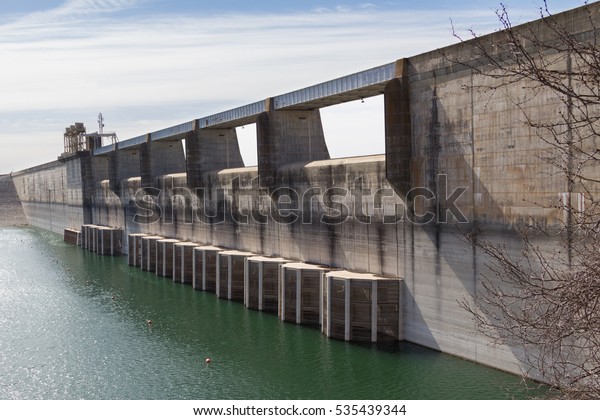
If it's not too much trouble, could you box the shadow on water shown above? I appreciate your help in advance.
[0,227,546,400]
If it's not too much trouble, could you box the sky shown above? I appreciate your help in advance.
[0,0,588,173]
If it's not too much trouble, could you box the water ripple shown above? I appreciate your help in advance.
[0,227,542,400]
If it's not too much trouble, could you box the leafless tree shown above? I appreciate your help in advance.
[453,1,600,399]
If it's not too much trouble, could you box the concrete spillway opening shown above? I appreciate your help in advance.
[236,124,257,167]
[320,96,384,159]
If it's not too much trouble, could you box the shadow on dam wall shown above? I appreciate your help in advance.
[0,174,27,227]
[11,4,597,379]
[399,62,570,374]
[83,76,570,376]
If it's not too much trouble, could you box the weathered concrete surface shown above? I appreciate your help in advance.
[11,158,86,234]
[109,156,522,371]
[0,174,27,227]
[141,139,187,189]
[11,3,600,377]
[186,126,245,189]
[280,262,329,325]
[322,270,402,342]
[257,105,329,188]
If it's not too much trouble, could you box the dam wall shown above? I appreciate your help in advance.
[101,156,518,371]
[0,174,27,227]
[11,4,600,376]
[11,156,90,234]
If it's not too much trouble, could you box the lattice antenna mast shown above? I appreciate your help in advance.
[98,113,104,134]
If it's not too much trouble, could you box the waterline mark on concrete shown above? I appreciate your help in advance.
[132,175,468,226]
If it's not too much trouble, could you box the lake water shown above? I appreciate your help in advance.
[0,227,539,400]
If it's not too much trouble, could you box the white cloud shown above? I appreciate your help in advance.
[59,0,140,14]
[0,2,541,172]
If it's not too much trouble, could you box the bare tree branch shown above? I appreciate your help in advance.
[455,1,600,399]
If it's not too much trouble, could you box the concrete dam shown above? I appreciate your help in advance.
[9,4,597,377]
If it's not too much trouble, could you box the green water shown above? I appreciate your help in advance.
[0,227,539,400]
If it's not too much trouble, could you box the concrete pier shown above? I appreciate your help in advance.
[257,104,329,188]
[185,125,245,189]
[87,225,99,252]
[128,233,147,266]
[174,242,198,284]
[82,224,99,251]
[217,250,255,301]
[96,227,123,256]
[321,271,402,342]
[193,245,223,292]
[156,239,180,278]
[244,256,291,313]
[96,227,108,254]
[91,225,99,252]
[141,236,163,272]
[15,4,600,375]
[63,228,80,246]
[279,262,329,325]
[140,139,186,189]
[80,225,92,249]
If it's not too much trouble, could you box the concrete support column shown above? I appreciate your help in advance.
[108,145,141,193]
[371,281,378,343]
[76,153,94,225]
[193,245,223,291]
[280,263,329,325]
[322,270,402,342]
[344,279,351,342]
[157,239,180,277]
[296,270,302,324]
[90,154,110,223]
[323,273,331,337]
[81,224,95,249]
[90,225,99,252]
[174,242,198,283]
[217,250,255,302]
[92,155,110,183]
[128,233,146,266]
[186,123,244,189]
[385,58,412,197]
[142,236,163,272]
[63,228,80,245]
[141,136,187,189]
[97,227,122,256]
[280,265,287,322]
[245,256,290,312]
[257,100,329,188]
